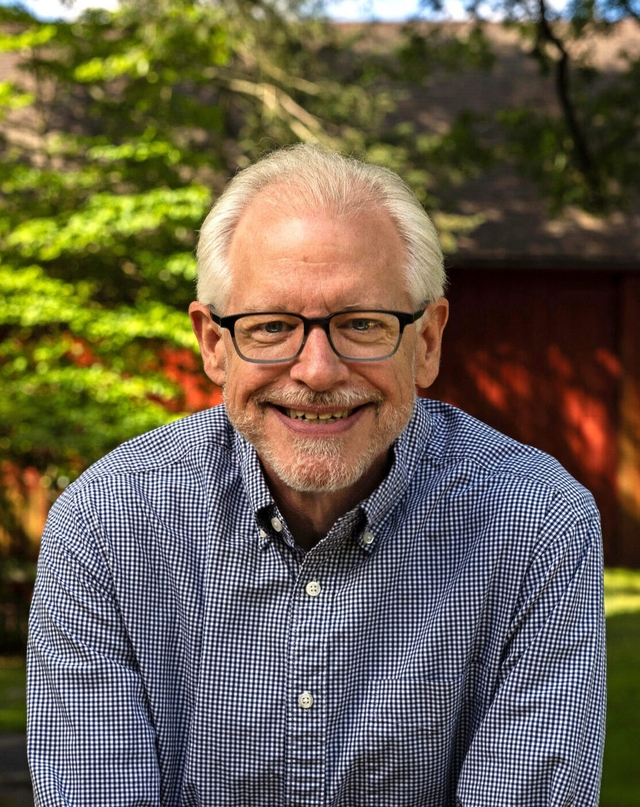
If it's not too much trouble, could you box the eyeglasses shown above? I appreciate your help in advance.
[208,306,426,364]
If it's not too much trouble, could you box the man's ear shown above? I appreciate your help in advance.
[414,298,449,390]
[189,302,228,387]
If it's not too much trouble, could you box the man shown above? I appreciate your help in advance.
[28,145,605,806]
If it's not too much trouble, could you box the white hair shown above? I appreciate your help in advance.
[196,144,445,311]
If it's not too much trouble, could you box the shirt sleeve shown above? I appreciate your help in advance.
[27,492,161,807]
[456,492,606,806]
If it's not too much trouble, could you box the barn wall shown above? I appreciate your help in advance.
[424,267,638,566]
[618,274,640,565]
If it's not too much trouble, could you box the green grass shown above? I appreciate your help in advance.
[601,567,640,805]
[601,607,640,806]
[0,655,27,733]
[604,567,640,617]
[2,569,640,806]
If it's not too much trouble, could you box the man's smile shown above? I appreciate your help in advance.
[256,399,376,438]
[283,407,354,422]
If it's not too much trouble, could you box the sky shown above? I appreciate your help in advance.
[1,0,116,18]
[1,0,463,21]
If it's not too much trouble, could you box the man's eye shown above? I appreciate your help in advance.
[262,320,288,334]
[349,319,378,331]
[346,318,380,332]
[249,319,296,339]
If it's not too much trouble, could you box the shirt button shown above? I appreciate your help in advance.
[298,692,314,709]
[271,517,283,532]
[305,581,322,597]
[259,528,267,538]
[362,531,374,545]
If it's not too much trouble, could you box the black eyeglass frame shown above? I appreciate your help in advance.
[207,305,427,364]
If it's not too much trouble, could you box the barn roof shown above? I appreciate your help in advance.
[340,19,640,270]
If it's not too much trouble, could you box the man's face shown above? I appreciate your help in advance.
[190,192,447,496]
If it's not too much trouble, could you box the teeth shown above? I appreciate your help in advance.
[285,408,352,421]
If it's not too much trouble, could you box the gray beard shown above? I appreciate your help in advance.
[225,388,414,494]
[254,432,390,494]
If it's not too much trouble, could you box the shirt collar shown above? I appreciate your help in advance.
[233,427,275,514]
[359,400,432,533]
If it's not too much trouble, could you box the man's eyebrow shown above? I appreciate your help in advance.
[240,303,371,313]
[235,305,293,313]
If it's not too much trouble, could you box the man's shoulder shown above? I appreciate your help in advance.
[416,398,592,507]
[72,405,234,490]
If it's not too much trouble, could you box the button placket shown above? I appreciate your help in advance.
[285,557,333,806]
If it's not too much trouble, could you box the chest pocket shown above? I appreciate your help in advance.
[332,677,464,807]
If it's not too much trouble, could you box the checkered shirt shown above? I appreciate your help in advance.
[27,398,606,806]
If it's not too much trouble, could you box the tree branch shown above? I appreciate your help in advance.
[536,0,603,205]
[223,74,333,144]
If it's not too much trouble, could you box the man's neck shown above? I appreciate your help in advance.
[263,457,388,553]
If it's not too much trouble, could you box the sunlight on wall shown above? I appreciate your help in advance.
[462,342,618,490]
[618,379,640,526]
[561,388,610,477]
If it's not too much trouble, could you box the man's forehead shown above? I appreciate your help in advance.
[224,190,409,312]
[230,203,402,265]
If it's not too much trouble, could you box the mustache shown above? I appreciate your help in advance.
[250,388,384,410]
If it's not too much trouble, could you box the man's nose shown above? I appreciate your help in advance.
[288,324,350,390]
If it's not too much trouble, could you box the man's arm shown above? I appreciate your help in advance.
[27,493,161,806]
[457,495,606,806]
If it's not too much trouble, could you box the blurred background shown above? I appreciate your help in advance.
[1,0,639,803]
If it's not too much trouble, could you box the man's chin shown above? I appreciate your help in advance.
[262,446,377,494]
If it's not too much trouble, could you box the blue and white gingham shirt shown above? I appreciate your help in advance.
[27,398,606,806]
